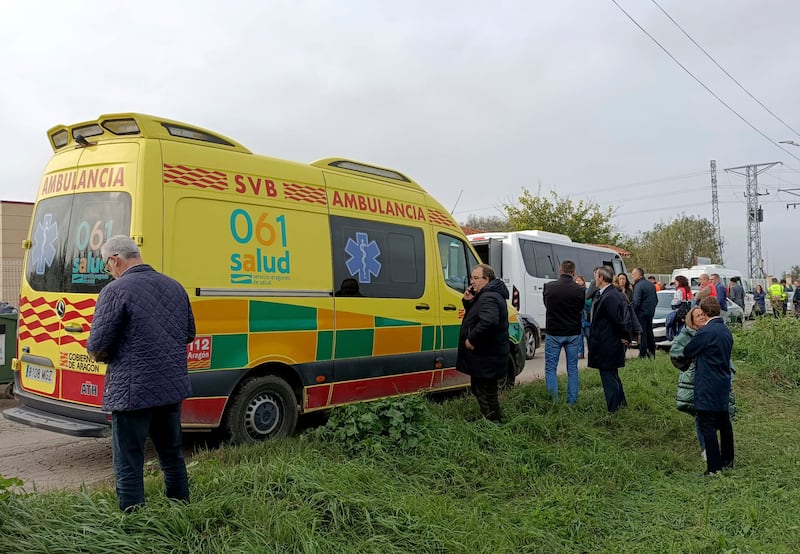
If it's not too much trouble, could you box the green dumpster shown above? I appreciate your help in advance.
[0,312,18,386]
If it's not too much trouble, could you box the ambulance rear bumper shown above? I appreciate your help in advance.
[3,382,110,437]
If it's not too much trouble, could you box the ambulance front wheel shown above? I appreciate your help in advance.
[226,375,299,443]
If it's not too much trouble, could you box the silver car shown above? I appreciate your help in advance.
[652,290,675,341]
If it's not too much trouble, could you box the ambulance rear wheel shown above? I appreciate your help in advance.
[226,376,298,444]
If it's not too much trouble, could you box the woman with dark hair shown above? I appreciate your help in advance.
[673,275,692,305]
[753,284,766,316]
[669,275,693,337]
[617,272,633,303]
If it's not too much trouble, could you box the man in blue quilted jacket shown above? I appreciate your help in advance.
[87,235,196,512]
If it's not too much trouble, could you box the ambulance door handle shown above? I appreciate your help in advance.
[64,324,84,333]
[443,304,457,311]
[415,303,430,311]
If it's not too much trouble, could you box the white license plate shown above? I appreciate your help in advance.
[25,364,55,385]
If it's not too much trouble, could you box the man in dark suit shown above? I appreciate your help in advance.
[683,296,734,474]
[631,267,658,358]
[543,260,586,404]
[588,265,628,412]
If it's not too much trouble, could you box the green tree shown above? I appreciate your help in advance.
[627,215,721,274]
[460,214,510,232]
[788,265,800,282]
[503,189,620,244]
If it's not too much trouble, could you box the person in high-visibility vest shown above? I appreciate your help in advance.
[768,278,787,317]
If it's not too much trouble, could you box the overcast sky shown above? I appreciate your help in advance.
[2,1,799,277]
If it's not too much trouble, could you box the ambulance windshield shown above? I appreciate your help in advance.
[26,192,131,294]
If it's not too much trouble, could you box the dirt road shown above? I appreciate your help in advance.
[0,349,630,491]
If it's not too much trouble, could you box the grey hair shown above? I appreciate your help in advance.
[100,235,141,260]
[594,265,613,284]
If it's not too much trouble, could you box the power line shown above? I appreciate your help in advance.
[651,0,800,140]
[616,202,708,216]
[452,169,711,214]
[569,170,708,197]
[608,0,800,164]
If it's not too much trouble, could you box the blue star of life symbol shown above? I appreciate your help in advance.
[30,213,59,275]
[344,232,381,283]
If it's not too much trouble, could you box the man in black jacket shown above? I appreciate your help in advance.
[632,267,658,358]
[456,264,509,422]
[542,260,585,404]
[588,265,629,412]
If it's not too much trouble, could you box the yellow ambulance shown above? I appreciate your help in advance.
[4,113,524,442]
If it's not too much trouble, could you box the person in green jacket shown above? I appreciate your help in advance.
[768,277,787,317]
[670,307,736,463]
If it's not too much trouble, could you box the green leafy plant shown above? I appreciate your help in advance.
[313,394,432,454]
[0,474,23,500]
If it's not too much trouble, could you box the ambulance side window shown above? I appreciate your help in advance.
[330,216,425,299]
[437,233,476,293]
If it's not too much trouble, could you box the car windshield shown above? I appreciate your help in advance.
[657,292,674,308]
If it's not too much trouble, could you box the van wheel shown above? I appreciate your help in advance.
[226,376,298,444]
[523,326,537,360]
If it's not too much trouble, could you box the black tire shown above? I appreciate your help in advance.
[498,343,524,391]
[226,375,298,444]
[523,325,537,360]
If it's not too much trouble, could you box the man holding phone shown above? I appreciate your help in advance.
[456,263,509,422]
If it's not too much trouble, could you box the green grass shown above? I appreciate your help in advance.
[2,321,800,553]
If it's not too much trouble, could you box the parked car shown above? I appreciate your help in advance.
[726,298,744,323]
[652,290,675,341]
[518,314,541,360]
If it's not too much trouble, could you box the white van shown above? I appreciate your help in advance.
[468,230,627,356]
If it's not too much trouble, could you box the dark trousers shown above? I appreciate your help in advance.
[637,313,655,358]
[470,377,502,422]
[697,409,734,474]
[111,402,189,511]
[598,368,627,413]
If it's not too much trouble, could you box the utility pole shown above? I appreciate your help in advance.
[724,162,781,278]
[710,160,722,259]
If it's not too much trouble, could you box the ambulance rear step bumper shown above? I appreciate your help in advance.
[3,406,110,437]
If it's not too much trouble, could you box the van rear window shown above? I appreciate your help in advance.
[26,192,131,294]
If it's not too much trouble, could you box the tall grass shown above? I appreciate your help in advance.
[732,316,800,386]
[2,322,800,552]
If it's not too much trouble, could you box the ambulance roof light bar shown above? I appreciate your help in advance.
[102,118,140,135]
[51,129,69,149]
[328,160,410,182]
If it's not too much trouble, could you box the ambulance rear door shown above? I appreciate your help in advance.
[19,144,135,412]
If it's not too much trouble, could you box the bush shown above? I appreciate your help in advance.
[733,317,800,386]
[312,394,433,455]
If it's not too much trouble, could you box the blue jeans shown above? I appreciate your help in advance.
[544,334,581,404]
[579,326,590,357]
[112,402,189,511]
